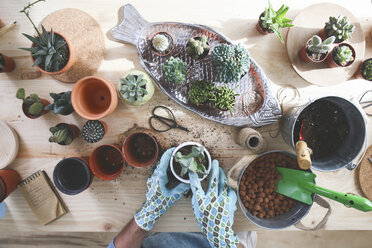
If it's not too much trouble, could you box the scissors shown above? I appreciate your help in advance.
[149,106,190,133]
[359,90,372,116]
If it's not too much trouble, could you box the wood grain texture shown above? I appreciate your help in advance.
[0,0,372,233]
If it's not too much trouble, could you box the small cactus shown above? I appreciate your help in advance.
[188,80,216,106]
[209,85,240,113]
[119,74,148,103]
[82,120,105,143]
[162,56,187,84]
[49,124,74,145]
[186,35,210,59]
[151,32,172,54]
[16,88,44,116]
[325,16,355,42]
[333,45,354,66]
[361,59,372,81]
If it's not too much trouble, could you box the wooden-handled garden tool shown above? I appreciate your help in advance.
[296,121,312,170]
[275,167,372,212]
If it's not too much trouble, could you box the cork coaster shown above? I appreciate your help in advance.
[358,145,372,201]
[40,8,105,83]
[0,121,19,169]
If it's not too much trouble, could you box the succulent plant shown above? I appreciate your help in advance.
[44,91,74,115]
[162,56,187,84]
[16,88,44,116]
[188,80,216,105]
[119,74,148,103]
[307,35,335,54]
[362,59,372,81]
[152,33,172,53]
[325,16,355,43]
[174,146,207,177]
[333,45,354,66]
[186,35,210,59]
[82,120,105,143]
[210,86,239,113]
[260,1,294,43]
[49,124,73,145]
[19,0,69,72]
[211,44,250,83]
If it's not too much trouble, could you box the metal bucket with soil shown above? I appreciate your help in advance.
[281,96,367,171]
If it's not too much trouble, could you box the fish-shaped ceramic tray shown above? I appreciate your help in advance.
[110,4,281,127]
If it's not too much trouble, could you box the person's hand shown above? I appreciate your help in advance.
[189,160,240,248]
[134,147,190,231]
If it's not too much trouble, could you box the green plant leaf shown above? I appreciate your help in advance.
[32,56,43,67]
[29,101,43,115]
[16,88,25,100]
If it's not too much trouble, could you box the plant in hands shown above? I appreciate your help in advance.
[260,1,294,43]
[162,56,187,84]
[325,16,354,43]
[134,148,190,231]
[186,35,210,59]
[333,45,354,66]
[210,86,239,113]
[49,124,73,145]
[16,88,44,116]
[361,59,372,81]
[19,0,70,72]
[44,91,74,115]
[174,146,207,177]
[189,160,240,248]
[188,80,216,105]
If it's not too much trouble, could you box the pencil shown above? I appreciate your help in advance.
[0,21,16,37]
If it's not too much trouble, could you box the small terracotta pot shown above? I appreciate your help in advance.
[22,98,50,119]
[0,53,15,73]
[299,38,329,63]
[0,169,21,202]
[151,31,174,56]
[122,132,159,168]
[355,58,372,81]
[31,31,75,75]
[89,145,125,180]
[326,43,356,68]
[54,123,80,146]
[72,76,118,120]
[256,12,273,35]
[53,157,92,195]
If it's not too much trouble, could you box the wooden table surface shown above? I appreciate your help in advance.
[0,0,371,232]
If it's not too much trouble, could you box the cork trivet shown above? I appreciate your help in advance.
[40,8,105,83]
[358,145,372,201]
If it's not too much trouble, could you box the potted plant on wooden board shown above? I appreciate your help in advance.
[151,32,173,56]
[0,53,15,73]
[118,70,155,106]
[186,35,210,60]
[169,142,211,184]
[16,88,50,119]
[257,1,294,44]
[89,144,125,181]
[71,76,118,120]
[44,91,74,115]
[210,85,239,113]
[211,43,250,83]
[48,123,79,146]
[320,16,355,43]
[122,132,159,168]
[19,0,75,75]
[326,43,355,68]
[187,80,216,106]
[162,56,187,84]
[299,35,335,63]
[82,120,107,143]
[355,59,372,81]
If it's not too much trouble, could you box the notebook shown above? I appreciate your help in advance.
[18,170,68,225]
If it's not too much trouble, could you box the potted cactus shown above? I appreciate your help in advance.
[151,32,173,56]
[326,43,355,68]
[82,120,107,143]
[0,53,15,73]
[321,16,355,43]
[299,35,335,63]
[49,123,79,146]
[16,88,50,119]
[162,56,187,84]
[186,35,210,60]
[44,91,74,115]
[170,142,211,184]
[257,1,293,43]
[210,85,239,113]
[118,70,155,106]
[211,44,250,83]
[187,80,216,106]
[355,59,372,81]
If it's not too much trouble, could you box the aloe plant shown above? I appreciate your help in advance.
[174,146,207,177]
[44,91,74,115]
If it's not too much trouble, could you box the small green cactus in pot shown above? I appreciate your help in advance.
[332,44,355,67]
[16,88,48,118]
[187,80,216,106]
[186,35,210,60]
[119,70,155,106]
[82,120,106,143]
[361,59,372,81]
[49,123,78,145]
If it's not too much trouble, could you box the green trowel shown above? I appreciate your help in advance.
[275,167,372,212]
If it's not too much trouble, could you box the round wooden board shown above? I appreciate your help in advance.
[286,3,365,86]
[40,8,105,83]
[358,145,372,201]
[0,121,19,169]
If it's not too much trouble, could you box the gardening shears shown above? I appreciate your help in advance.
[149,106,190,133]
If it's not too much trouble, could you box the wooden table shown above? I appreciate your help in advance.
[0,0,371,233]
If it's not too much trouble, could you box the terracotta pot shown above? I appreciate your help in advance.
[54,123,80,146]
[0,53,15,73]
[31,31,75,75]
[89,145,125,180]
[355,58,372,81]
[326,43,356,68]
[299,38,329,63]
[22,98,50,119]
[53,157,92,195]
[151,31,174,56]
[0,169,21,202]
[72,76,118,120]
[122,132,159,168]
[256,12,273,35]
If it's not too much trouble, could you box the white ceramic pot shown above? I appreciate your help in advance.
[170,142,212,184]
